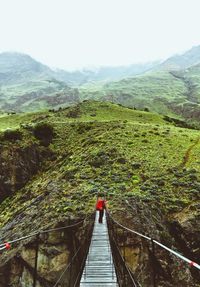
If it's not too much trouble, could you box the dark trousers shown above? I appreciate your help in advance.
[98,209,104,223]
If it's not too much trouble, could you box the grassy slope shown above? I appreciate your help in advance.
[0,111,50,131]
[1,63,200,120]
[0,78,80,112]
[80,72,187,107]
[182,65,200,102]
[79,70,200,122]
[0,101,199,237]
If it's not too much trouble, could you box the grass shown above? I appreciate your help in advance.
[0,100,199,250]
[1,65,200,125]
[0,111,49,131]
[51,101,167,124]
[0,78,78,112]
[79,71,187,114]
[0,100,199,287]
[79,69,200,124]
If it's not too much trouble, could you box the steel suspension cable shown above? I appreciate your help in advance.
[108,212,200,271]
[0,214,92,250]
[53,212,95,286]
[53,246,82,287]
[109,226,138,287]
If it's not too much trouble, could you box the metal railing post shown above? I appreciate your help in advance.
[123,229,126,285]
[33,233,40,287]
[151,238,157,287]
[69,260,72,287]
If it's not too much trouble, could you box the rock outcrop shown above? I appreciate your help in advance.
[0,143,53,203]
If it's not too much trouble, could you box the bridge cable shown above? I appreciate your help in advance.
[0,215,91,250]
[108,212,200,271]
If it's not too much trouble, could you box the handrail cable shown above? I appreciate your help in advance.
[110,226,138,287]
[73,243,90,287]
[0,215,91,249]
[53,212,95,287]
[108,212,200,271]
[53,245,82,287]
[109,213,151,241]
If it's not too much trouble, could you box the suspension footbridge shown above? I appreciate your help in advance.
[80,212,118,286]
[0,210,200,286]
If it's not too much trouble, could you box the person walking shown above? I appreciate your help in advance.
[96,195,107,223]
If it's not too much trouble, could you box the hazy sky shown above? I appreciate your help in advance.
[0,0,200,70]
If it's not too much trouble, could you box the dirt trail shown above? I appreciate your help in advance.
[181,136,200,167]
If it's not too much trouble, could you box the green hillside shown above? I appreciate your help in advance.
[0,52,159,112]
[79,46,200,123]
[0,101,199,285]
[1,47,200,118]
[0,100,199,224]
[0,79,80,112]
[0,52,81,112]
[80,68,200,123]
[80,72,184,114]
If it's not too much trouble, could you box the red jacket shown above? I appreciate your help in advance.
[96,199,106,210]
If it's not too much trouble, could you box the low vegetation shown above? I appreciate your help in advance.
[2,129,23,142]
[0,101,199,226]
[33,122,54,146]
[0,100,199,285]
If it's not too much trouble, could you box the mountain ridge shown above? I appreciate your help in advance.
[2,45,200,86]
[155,45,200,71]
[1,45,200,117]
[0,51,161,85]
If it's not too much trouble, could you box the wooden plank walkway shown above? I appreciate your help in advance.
[80,212,118,287]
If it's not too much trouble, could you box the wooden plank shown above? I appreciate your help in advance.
[80,212,118,286]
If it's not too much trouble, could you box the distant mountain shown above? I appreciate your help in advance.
[157,45,200,71]
[0,52,80,112]
[0,52,53,85]
[56,45,200,84]
[80,47,200,123]
[0,52,160,86]
[1,45,200,116]
[0,52,160,112]
[53,62,160,85]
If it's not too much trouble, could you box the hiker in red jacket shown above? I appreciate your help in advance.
[96,195,107,223]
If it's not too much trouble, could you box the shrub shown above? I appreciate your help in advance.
[66,106,81,118]
[132,175,140,184]
[33,122,54,146]
[77,123,92,134]
[3,129,23,142]
[142,139,149,143]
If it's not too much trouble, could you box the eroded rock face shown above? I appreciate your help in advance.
[111,200,200,286]
[169,202,200,283]
[21,268,37,287]
[0,220,91,287]
[0,144,52,202]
